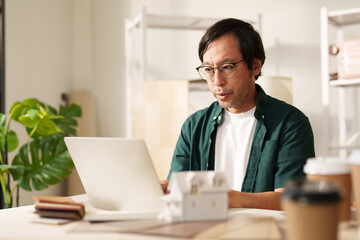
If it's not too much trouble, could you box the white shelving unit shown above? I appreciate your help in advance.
[125,7,261,137]
[321,7,360,159]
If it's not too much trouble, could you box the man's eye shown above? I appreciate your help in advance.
[222,65,234,71]
[203,67,213,72]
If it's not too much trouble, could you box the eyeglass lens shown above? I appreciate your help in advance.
[198,63,236,81]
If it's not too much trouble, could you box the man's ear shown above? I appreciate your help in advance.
[252,58,262,76]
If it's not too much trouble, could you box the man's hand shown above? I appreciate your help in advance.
[228,190,245,208]
[228,188,285,210]
[160,179,169,194]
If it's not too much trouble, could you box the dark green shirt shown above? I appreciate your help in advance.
[168,84,315,192]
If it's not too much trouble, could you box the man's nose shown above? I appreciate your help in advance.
[213,70,226,86]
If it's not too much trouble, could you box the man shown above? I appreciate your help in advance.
[160,18,315,210]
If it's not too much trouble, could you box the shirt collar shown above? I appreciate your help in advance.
[211,103,223,124]
[254,83,269,121]
[212,83,269,123]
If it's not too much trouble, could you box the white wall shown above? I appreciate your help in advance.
[5,0,360,205]
[6,0,73,106]
[72,0,128,137]
[6,0,73,205]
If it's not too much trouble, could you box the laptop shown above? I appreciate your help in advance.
[64,137,164,221]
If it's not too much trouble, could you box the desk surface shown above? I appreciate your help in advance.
[0,195,358,240]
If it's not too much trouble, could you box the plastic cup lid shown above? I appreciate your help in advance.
[303,156,350,175]
[348,150,360,165]
[282,178,342,204]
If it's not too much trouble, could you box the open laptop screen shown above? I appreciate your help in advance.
[64,137,164,212]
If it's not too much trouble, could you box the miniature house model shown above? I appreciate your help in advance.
[158,171,230,222]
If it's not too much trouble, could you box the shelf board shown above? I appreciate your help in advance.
[127,13,255,31]
[329,145,360,150]
[146,14,221,30]
[128,13,223,31]
[329,78,360,87]
[328,7,360,26]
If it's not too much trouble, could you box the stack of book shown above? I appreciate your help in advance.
[33,196,85,220]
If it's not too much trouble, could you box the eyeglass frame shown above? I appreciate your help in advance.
[195,59,245,81]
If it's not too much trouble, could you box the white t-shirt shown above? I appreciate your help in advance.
[214,107,257,191]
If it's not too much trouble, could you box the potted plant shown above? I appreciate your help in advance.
[0,98,82,208]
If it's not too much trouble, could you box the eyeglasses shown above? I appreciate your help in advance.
[196,59,245,81]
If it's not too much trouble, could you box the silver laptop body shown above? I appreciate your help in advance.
[64,137,164,221]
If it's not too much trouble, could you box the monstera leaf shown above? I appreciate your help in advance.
[0,113,19,153]
[0,98,82,208]
[12,133,74,191]
[0,165,25,181]
[10,100,81,191]
[57,104,82,135]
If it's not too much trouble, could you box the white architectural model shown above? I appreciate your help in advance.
[158,171,230,222]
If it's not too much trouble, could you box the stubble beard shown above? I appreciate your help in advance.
[214,73,254,110]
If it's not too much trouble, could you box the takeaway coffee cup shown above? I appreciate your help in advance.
[349,150,360,235]
[282,179,342,240]
[304,157,351,222]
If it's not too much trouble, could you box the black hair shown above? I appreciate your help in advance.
[198,18,265,80]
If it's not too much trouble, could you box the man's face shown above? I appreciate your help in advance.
[202,33,261,113]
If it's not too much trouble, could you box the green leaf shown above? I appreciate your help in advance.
[32,176,47,191]
[12,154,30,181]
[53,138,66,156]
[0,164,25,183]
[39,136,52,164]
[60,104,82,118]
[7,131,19,152]
[57,104,82,136]
[8,165,25,180]
[36,117,62,136]
[44,164,72,179]
[58,118,77,126]
[30,140,40,168]
[18,109,40,128]
[18,176,31,191]
[51,159,74,169]
[22,98,39,109]
[0,165,11,173]
[38,101,57,115]
[0,129,18,152]
[0,164,24,181]
[12,154,21,165]
[0,113,5,125]
[9,101,25,121]
[13,99,64,139]
[15,143,30,166]
[46,104,58,115]
[59,126,77,136]
[12,134,74,191]
[38,171,61,185]
[38,105,49,118]
[53,156,74,169]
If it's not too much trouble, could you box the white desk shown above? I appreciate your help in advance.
[0,195,358,240]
